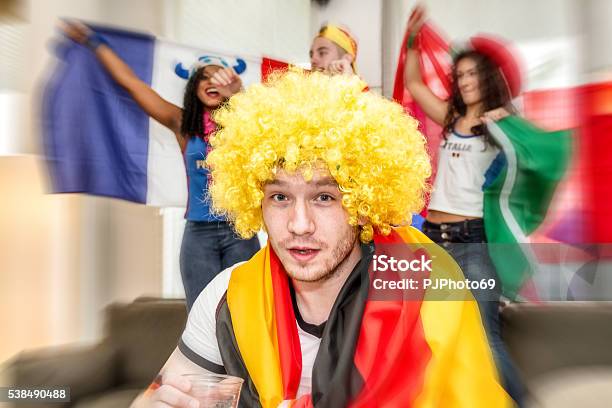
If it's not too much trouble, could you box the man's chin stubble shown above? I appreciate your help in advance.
[287,265,337,283]
[287,234,359,283]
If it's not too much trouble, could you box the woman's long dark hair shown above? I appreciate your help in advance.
[442,50,515,146]
[180,67,206,138]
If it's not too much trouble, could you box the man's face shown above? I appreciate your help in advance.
[262,168,360,282]
[309,37,343,72]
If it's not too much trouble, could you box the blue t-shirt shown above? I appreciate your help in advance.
[183,135,222,221]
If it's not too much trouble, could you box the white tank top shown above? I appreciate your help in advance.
[428,130,500,218]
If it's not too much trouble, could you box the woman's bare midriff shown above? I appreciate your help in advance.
[425,209,480,224]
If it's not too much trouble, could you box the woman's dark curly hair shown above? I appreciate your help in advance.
[443,50,515,147]
[180,66,207,137]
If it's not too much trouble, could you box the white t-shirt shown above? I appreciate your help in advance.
[180,264,321,399]
[428,131,502,217]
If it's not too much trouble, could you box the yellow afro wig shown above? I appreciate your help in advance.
[206,69,431,242]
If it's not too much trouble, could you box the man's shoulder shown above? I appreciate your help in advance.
[180,262,247,368]
[193,261,245,313]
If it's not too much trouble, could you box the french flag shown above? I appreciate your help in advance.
[43,24,286,206]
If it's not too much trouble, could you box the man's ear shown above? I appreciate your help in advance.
[341,53,354,64]
[357,215,367,226]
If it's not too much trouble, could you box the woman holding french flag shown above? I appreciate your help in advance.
[61,21,260,311]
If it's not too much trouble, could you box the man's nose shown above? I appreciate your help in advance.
[287,200,315,236]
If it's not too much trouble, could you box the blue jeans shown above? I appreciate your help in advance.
[180,221,260,310]
[423,219,525,406]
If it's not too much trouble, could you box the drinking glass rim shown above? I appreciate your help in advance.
[182,373,244,384]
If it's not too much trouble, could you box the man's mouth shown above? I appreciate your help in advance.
[287,247,321,262]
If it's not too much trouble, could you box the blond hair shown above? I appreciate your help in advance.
[207,69,431,242]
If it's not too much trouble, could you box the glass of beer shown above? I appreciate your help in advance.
[182,373,243,408]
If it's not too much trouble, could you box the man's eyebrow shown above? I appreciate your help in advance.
[266,179,288,187]
[265,178,338,187]
[314,177,339,187]
[316,46,330,52]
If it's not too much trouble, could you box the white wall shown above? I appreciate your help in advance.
[382,0,582,97]
[173,0,311,64]
[580,0,612,79]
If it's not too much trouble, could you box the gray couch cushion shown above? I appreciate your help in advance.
[525,367,612,408]
[3,343,117,407]
[73,388,141,408]
[502,302,612,384]
[103,299,187,386]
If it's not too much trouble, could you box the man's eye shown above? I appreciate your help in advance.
[271,194,287,202]
[317,193,334,202]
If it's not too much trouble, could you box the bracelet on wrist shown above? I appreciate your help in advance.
[406,31,419,50]
[85,32,109,51]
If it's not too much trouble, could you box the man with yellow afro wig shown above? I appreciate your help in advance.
[131,71,513,408]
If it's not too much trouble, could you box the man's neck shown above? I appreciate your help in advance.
[292,241,362,326]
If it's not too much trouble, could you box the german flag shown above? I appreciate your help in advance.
[216,226,513,407]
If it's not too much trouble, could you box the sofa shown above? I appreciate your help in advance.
[3,299,612,407]
[2,298,187,408]
[502,301,612,407]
